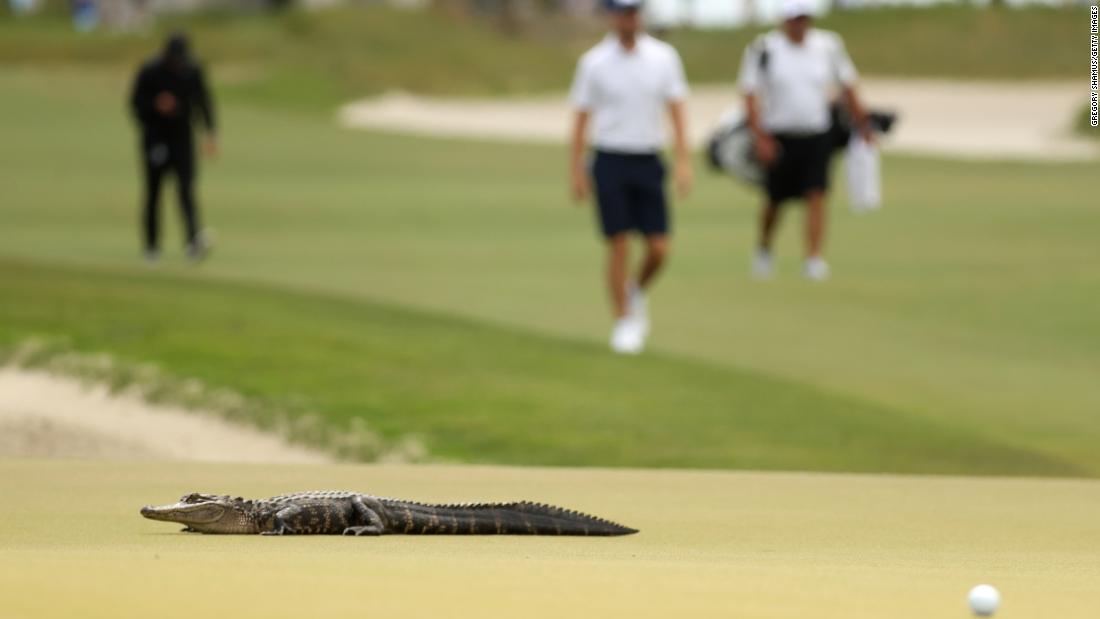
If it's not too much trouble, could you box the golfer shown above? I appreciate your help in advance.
[569,0,692,354]
[738,0,872,281]
[129,32,216,262]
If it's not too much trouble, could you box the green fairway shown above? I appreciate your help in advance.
[1,69,1098,475]
[1,459,1098,619]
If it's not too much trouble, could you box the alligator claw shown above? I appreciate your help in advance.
[342,526,382,536]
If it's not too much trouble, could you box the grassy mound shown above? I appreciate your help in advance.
[1,257,1073,475]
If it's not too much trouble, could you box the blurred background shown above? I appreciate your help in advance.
[0,0,1097,477]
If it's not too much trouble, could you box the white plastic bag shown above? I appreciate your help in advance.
[846,136,881,213]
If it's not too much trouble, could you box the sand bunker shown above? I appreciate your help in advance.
[0,367,333,463]
[340,79,1097,161]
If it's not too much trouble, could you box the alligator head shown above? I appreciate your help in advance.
[140,493,258,534]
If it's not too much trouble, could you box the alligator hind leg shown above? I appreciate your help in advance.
[343,496,385,536]
[262,505,304,535]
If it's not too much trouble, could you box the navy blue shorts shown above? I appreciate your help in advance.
[591,150,669,238]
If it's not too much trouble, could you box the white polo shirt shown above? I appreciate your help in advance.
[570,33,689,154]
[737,29,858,134]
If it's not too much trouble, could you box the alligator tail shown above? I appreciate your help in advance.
[384,501,638,536]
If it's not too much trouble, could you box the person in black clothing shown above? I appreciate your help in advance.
[130,32,216,262]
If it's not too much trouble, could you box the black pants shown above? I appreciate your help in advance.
[141,132,199,251]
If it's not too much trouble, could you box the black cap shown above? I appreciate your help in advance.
[164,32,190,61]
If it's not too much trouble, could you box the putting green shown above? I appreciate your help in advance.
[2,459,1097,618]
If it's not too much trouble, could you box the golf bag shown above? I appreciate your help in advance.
[705,103,898,187]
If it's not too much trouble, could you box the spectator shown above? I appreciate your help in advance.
[738,0,872,281]
[129,33,217,262]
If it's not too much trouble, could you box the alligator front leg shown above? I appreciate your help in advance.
[343,496,385,536]
[262,505,303,535]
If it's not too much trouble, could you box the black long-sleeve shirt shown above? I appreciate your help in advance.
[130,56,216,138]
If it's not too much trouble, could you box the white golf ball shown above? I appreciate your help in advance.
[968,584,1001,616]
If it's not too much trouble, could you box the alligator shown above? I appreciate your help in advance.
[140,491,638,536]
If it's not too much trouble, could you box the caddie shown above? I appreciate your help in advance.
[738,0,873,281]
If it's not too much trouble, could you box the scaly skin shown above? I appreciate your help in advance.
[140,491,638,536]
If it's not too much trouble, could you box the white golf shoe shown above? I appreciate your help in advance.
[187,229,215,263]
[610,317,644,355]
[751,249,774,280]
[803,256,830,282]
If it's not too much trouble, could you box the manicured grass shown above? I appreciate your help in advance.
[3,256,1070,474]
[2,460,1099,619]
[1,69,1098,474]
[0,4,1086,111]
